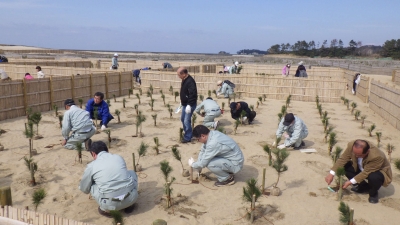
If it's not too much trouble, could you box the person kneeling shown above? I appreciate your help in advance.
[189,125,244,187]
[79,141,139,217]
[276,113,308,150]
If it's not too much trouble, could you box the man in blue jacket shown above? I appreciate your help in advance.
[86,92,114,130]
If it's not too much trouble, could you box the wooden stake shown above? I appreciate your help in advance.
[30,162,36,186]
[337,176,343,201]
[349,208,354,225]
[0,186,12,207]
[262,168,266,194]
[132,153,137,172]
[250,194,255,223]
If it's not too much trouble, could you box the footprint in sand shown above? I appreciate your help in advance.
[302,161,331,176]
[381,198,400,212]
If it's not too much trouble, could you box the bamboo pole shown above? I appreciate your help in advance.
[105,72,109,100]
[250,194,255,223]
[71,75,75,100]
[132,153,137,172]
[119,72,122,96]
[262,168,266,194]
[0,186,12,207]
[49,76,54,110]
[30,162,36,186]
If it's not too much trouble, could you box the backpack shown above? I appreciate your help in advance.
[223,80,235,89]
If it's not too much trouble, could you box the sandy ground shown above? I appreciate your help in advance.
[1,87,400,225]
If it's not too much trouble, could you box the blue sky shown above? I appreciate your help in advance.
[1,0,399,54]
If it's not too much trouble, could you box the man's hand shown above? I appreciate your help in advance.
[185,105,191,114]
[325,174,334,185]
[217,92,221,96]
[277,144,286,149]
[188,157,194,167]
[61,139,67,146]
[342,180,352,189]
[101,125,106,130]
[283,133,289,138]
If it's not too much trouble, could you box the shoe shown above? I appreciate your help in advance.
[214,121,219,129]
[368,195,379,204]
[351,182,370,193]
[98,207,112,218]
[293,146,301,150]
[214,175,235,187]
[85,138,92,150]
[181,139,191,144]
[301,141,305,147]
[124,204,135,214]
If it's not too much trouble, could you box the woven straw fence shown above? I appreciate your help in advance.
[0,205,95,225]
[369,79,400,131]
[346,72,370,103]
[10,61,92,68]
[393,70,400,85]
[139,72,346,103]
[0,72,133,121]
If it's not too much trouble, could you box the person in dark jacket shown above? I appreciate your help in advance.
[163,62,173,69]
[85,92,114,130]
[230,102,256,124]
[132,69,141,85]
[177,67,198,143]
[295,61,307,77]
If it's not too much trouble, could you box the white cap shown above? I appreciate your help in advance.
[0,69,9,80]
[235,61,239,66]
[217,80,222,85]
[298,61,303,65]
[114,53,118,57]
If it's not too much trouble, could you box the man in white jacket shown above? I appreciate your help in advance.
[276,113,308,150]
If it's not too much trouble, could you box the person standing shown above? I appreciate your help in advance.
[194,97,221,129]
[85,92,114,130]
[230,101,256,124]
[282,64,291,77]
[79,141,139,216]
[352,73,361,95]
[216,80,235,98]
[36,66,45,78]
[325,140,392,203]
[188,125,244,187]
[177,67,198,143]
[276,113,308,149]
[61,99,95,150]
[111,53,119,70]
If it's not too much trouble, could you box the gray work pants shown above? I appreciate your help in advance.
[207,157,243,182]
[64,125,96,150]
[91,171,139,211]
[203,110,221,128]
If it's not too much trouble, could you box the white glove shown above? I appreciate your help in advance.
[283,133,289,138]
[185,105,191,114]
[217,92,221,96]
[242,116,247,122]
[188,157,194,166]
[277,144,286,149]
[101,125,106,130]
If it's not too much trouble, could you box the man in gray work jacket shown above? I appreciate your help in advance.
[61,99,96,150]
[216,80,234,98]
[194,97,221,129]
[276,113,308,149]
[189,125,244,187]
[79,141,139,216]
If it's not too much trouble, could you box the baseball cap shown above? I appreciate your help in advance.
[64,99,75,106]
[283,113,295,126]
[230,102,237,113]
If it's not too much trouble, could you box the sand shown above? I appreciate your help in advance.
[1,87,400,225]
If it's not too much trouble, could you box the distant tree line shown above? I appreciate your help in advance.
[237,49,268,55]
[381,39,400,59]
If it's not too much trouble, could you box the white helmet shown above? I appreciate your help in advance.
[114,53,118,57]
[235,61,239,66]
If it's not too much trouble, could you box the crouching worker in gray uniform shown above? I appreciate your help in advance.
[195,97,221,129]
[79,141,139,217]
[61,99,96,150]
[217,80,234,98]
[189,125,244,187]
[276,113,308,150]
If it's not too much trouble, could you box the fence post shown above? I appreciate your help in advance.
[119,72,122,96]
[0,186,12,207]
[105,72,109,99]
[49,76,54,109]
[90,73,93,96]
[22,79,28,115]
[71,74,75,100]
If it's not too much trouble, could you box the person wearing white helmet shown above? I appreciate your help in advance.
[111,53,119,70]
[228,61,239,74]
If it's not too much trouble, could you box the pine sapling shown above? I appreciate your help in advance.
[350,102,357,114]
[322,117,330,132]
[234,119,240,134]
[152,114,157,126]
[24,156,37,186]
[172,146,189,176]
[324,126,334,143]
[110,210,124,225]
[32,188,46,211]
[242,178,262,223]
[376,132,382,147]
[24,122,34,157]
[232,93,236,102]
[338,202,354,225]
[250,105,254,111]
[286,94,292,108]
[174,91,179,102]
[115,109,121,123]
[136,93,141,104]
[221,102,225,111]
[58,115,63,129]
[138,111,146,137]
[258,96,262,104]
[153,137,161,154]
[112,94,116,102]
[345,99,350,110]
[139,88,142,95]
[161,93,166,106]
[191,113,197,128]
[166,104,173,118]
[274,136,281,148]
[160,160,175,208]
[159,90,163,95]
[336,167,345,201]
[169,85,173,95]
[256,101,259,108]
[128,88,133,98]
[208,90,211,97]
[106,99,111,107]
[317,104,322,118]
[340,96,345,104]
[272,148,289,188]
[263,94,267,102]
[26,107,33,122]
[199,95,204,101]
[263,145,272,166]
[134,104,139,115]
[394,159,400,171]
[240,110,247,124]
[149,99,155,111]
[147,90,153,101]
[331,146,343,164]
[136,141,148,170]
[228,96,231,104]
[30,112,42,135]
[179,128,184,142]
[149,84,154,94]
[122,98,126,108]
[213,90,217,98]
[316,95,320,105]
[354,110,361,120]
[360,115,366,128]
[278,112,283,124]
[103,129,111,148]
[216,126,225,134]
[78,98,83,108]
[75,142,84,163]
[368,124,376,137]
[53,105,58,117]
[386,144,395,163]
[328,132,338,155]
[280,105,287,117]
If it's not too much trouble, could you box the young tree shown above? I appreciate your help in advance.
[317,104,323,118]
[139,88,142,96]
[258,96,263,104]
[103,129,112,148]
[174,91,179,102]
[136,141,148,168]
[160,160,175,208]
[250,105,254,111]
[338,202,354,225]
[199,95,204,101]
[149,99,155,111]
[285,95,292,108]
[191,113,197,128]
[110,210,124,225]
[128,88,133,98]
[394,159,400,171]
[152,114,157,126]
[30,112,42,136]
[161,93,166,106]
[360,115,367,128]
[134,104,139,115]
[263,145,272,166]
[147,90,153,101]
[242,178,262,223]
[24,122,34,157]
[171,146,189,176]
[336,167,345,201]
[106,99,111,107]
[240,111,247,125]
[24,156,38,185]
[232,93,236,102]
[386,144,395,163]
[75,142,84,163]
[350,102,357,114]
[324,126,334,143]
[32,188,46,211]
[213,90,218,98]
[149,84,154,95]
[153,137,161,155]
[328,132,338,155]
[354,110,361,120]
[263,94,267,102]
[272,148,289,189]
[136,93,141,104]
[166,104,173,119]
[58,115,63,129]
[376,132,382,147]
[221,102,225,111]
[368,124,376,137]
[78,99,83,108]
[122,98,126,108]
[344,99,350,110]
[208,90,211,98]
[234,119,240,134]
[114,109,121,123]
[331,147,343,164]
[179,128,184,142]
[169,86,173,96]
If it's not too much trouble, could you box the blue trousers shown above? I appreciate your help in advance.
[181,104,196,141]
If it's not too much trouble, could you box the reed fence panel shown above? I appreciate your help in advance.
[0,205,95,225]
[73,74,92,105]
[25,78,51,113]
[121,72,132,96]
[0,80,25,121]
[51,76,72,109]
[346,73,370,103]
[107,72,121,98]
[393,70,400,85]
[91,73,107,99]
[369,79,400,131]
[10,61,92,68]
